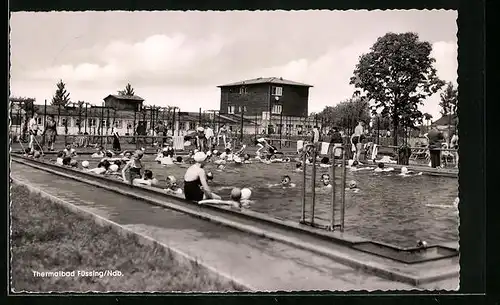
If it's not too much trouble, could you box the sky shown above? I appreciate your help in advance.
[10,10,457,119]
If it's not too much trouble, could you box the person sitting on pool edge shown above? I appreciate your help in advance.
[183,151,221,202]
[63,143,77,158]
[122,150,144,184]
[133,169,159,187]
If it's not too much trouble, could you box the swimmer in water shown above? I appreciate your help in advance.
[295,162,303,172]
[280,175,296,188]
[320,174,332,188]
[164,175,183,196]
[243,153,252,164]
[183,152,221,202]
[319,157,331,168]
[91,146,106,158]
[374,162,395,172]
[198,187,243,208]
[133,169,159,186]
[398,166,423,176]
[240,187,253,207]
[346,180,360,193]
[87,160,111,175]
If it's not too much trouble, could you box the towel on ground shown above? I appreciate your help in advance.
[320,142,330,155]
[297,140,304,152]
[173,136,184,150]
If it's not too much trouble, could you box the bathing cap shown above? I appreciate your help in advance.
[167,175,176,183]
[241,188,252,200]
[230,188,242,201]
[349,180,357,188]
[140,147,146,151]
[193,152,207,163]
[82,161,89,168]
[206,171,214,180]
[401,166,408,174]
[206,150,212,156]
[109,164,119,172]
[243,154,250,160]
[213,150,218,154]
[70,159,78,167]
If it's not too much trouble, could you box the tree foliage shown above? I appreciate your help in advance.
[439,82,458,116]
[423,112,433,125]
[51,80,71,106]
[316,96,370,133]
[118,83,135,96]
[350,32,445,145]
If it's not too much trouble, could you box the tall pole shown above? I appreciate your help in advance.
[172,107,176,136]
[199,107,202,126]
[84,103,88,134]
[100,104,104,146]
[279,108,283,149]
[240,108,244,144]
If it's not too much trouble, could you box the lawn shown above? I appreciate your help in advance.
[10,184,243,292]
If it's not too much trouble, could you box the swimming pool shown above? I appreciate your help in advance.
[81,156,459,248]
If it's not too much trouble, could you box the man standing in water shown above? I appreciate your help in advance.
[427,124,445,168]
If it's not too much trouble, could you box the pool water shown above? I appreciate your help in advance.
[73,156,459,248]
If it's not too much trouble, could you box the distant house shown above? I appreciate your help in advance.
[217,77,314,134]
[433,114,458,130]
[103,94,144,112]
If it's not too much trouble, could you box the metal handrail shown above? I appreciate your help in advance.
[329,145,346,231]
[300,143,316,223]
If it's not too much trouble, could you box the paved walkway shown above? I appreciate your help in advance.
[11,162,426,291]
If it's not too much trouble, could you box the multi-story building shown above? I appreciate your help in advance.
[217,77,317,134]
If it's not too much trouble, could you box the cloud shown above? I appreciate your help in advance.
[431,41,458,84]
[27,33,225,86]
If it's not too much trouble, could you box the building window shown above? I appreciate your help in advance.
[228,105,236,114]
[60,118,67,126]
[272,104,282,114]
[243,106,247,112]
[114,120,123,129]
[36,117,43,125]
[239,87,247,94]
[271,86,283,96]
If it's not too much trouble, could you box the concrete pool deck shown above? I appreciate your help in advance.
[10,159,459,290]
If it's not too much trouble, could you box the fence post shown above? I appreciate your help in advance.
[240,109,244,144]
[330,146,337,230]
[301,146,307,223]
[340,148,347,232]
[310,147,317,225]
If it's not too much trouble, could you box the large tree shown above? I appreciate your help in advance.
[51,79,71,106]
[439,82,458,143]
[316,96,370,134]
[118,83,135,96]
[350,32,445,146]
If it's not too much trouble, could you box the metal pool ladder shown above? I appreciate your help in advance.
[300,143,347,232]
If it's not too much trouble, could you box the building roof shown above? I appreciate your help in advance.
[217,77,313,88]
[104,94,145,102]
[433,114,458,126]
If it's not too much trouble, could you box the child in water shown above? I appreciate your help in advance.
[374,162,394,172]
[346,180,360,193]
[319,157,330,168]
[280,175,296,188]
[320,174,332,188]
[295,162,303,172]
[122,150,144,184]
[63,144,77,158]
[164,175,183,196]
